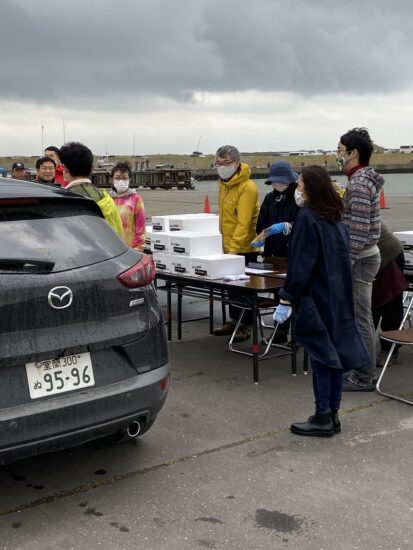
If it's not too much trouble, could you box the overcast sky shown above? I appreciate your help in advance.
[1,0,412,156]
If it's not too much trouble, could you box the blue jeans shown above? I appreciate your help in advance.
[351,253,381,384]
[312,359,343,414]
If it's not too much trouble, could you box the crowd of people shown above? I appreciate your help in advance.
[212,128,408,437]
[8,130,408,438]
[9,142,146,252]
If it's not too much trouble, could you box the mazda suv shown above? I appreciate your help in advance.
[0,180,170,463]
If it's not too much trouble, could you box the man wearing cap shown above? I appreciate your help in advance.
[11,162,26,180]
[253,160,301,343]
[213,144,260,342]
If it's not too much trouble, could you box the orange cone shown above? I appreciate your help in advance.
[203,194,211,213]
[379,189,388,209]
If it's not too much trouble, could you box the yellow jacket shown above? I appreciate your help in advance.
[97,190,124,237]
[218,163,260,254]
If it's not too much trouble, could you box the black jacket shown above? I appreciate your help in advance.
[256,184,300,258]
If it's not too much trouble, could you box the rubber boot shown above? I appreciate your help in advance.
[290,412,334,437]
[332,409,341,434]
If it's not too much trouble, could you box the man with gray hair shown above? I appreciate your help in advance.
[213,145,260,342]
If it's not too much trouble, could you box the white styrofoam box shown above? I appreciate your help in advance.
[152,252,172,273]
[170,255,193,275]
[394,231,413,249]
[404,250,413,269]
[170,232,222,256]
[144,225,153,249]
[150,231,175,254]
[169,214,219,233]
[190,254,245,280]
[151,213,218,232]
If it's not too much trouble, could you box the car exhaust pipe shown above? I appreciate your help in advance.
[126,420,142,438]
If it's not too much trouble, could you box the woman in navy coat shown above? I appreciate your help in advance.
[274,166,370,437]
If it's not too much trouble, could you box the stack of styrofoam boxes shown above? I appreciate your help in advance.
[394,230,413,271]
[150,214,245,279]
[144,225,153,255]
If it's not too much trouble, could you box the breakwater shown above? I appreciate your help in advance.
[193,164,413,181]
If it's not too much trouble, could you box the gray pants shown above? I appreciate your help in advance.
[351,252,381,383]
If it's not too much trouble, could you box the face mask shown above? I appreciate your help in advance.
[336,154,346,171]
[114,179,129,194]
[294,189,305,207]
[272,183,289,192]
[216,164,237,180]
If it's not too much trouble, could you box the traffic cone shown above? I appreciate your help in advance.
[379,189,388,209]
[203,194,211,213]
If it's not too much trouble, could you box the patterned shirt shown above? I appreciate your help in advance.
[112,191,146,251]
[342,166,384,260]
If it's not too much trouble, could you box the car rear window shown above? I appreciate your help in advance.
[0,201,128,272]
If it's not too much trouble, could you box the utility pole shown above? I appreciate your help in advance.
[133,132,135,157]
[62,118,66,143]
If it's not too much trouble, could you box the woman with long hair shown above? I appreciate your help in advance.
[274,166,369,437]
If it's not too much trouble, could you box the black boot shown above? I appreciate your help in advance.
[332,409,341,434]
[290,412,334,437]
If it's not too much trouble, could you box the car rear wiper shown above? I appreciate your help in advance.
[0,258,55,271]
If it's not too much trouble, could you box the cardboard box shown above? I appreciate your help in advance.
[152,252,172,273]
[151,213,217,232]
[394,231,413,249]
[190,254,245,280]
[170,255,193,275]
[170,232,222,256]
[150,231,174,254]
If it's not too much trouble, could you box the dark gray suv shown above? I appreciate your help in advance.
[0,180,170,464]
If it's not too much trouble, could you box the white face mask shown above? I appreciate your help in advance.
[114,179,129,194]
[336,154,346,171]
[216,164,237,181]
[272,183,289,192]
[294,189,305,207]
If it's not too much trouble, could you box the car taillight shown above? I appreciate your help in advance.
[117,254,156,288]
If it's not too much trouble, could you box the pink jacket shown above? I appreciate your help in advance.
[111,191,146,251]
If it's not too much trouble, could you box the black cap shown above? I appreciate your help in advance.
[12,162,25,170]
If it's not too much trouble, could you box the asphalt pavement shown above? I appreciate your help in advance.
[0,195,412,549]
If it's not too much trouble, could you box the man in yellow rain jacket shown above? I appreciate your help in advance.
[213,145,260,342]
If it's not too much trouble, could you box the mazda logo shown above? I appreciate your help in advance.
[48,286,73,310]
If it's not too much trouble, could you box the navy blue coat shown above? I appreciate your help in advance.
[256,185,300,258]
[279,207,370,371]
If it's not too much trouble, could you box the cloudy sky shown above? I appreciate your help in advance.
[1,0,412,156]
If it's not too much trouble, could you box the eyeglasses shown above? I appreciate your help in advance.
[214,159,236,167]
[336,148,352,155]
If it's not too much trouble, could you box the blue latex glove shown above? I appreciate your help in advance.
[264,222,287,237]
[273,303,292,323]
[251,239,264,248]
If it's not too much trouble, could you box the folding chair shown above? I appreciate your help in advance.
[228,300,279,358]
[376,289,413,405]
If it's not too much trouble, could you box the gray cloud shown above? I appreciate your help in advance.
[1,0,413,108]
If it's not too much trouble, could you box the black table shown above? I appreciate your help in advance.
[156,271,296,383]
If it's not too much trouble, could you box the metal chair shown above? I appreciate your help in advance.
[376,290,413,405]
